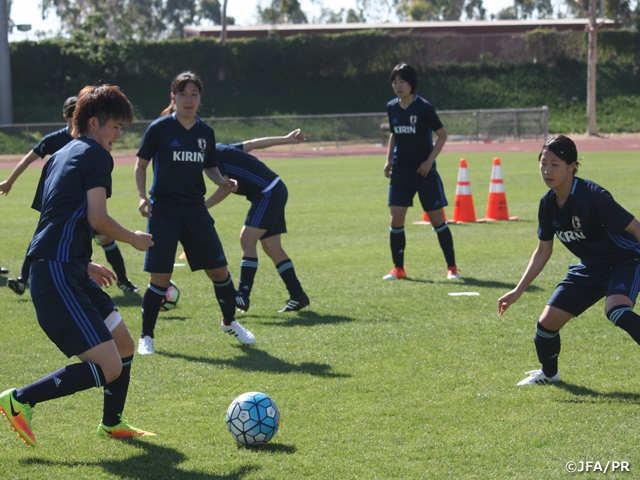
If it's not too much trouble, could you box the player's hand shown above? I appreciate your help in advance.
[138,197,152,217]
[286,129,306,144]
[383,163,392,178]
[88,262,116,288]
[221,178,238,193]
[417,160,431,177]
[132,231,154,252]
[0,180,12,195]
[497,289,521,315]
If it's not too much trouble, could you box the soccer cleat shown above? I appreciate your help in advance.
[221,320,256,345]
[7,277,27,296]
[137,335,155,355]
[0,267,8,274]
[517,369,561,386]
[0,388,36,447]
[97,414,156,438]
[383,267,407,280]
[278,294,310,313]
[447,267,461,280]
[117,279,140,293]
[235,292,251,313]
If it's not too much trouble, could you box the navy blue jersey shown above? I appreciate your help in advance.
[137,114,217,214]
[215,143,279,201]
[32,127,73,158]
[538,177,640,267]
[28,137,113,265]
[386,95,444,171]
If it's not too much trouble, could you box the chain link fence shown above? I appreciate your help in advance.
[0,107,548,156]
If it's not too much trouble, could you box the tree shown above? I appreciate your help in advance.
[399,0,466,20]
[257,0,308,24]
[41,0,222,40]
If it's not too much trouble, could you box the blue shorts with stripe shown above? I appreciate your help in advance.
[245,181,288,240]
[388,167,448,211]
[548,259,640,316]
[30,259,115,358]
[144,205,227,273]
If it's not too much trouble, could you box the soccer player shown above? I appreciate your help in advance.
[0,85,155,447]
[0,96,140,296]
[498,135,640,386]
[383,63,459,281]
[135,71,254,355]
[205,129,310,313]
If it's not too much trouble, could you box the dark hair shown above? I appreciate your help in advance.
[72,85,134,138]
[390,63,418,94]
[160,71,204,117]
[63,96,78,118]
[539,134,580,170]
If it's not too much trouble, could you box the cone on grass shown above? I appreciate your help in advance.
[481,158,518,222]
[450,158,478,224]
[178,252,187,260]
[413,209,447,225]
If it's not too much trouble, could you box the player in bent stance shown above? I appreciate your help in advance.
[498,135,640,385]
[0,96,140,295]
[383,63,459,281]
[0,85,155,446]
[205,129,310,313]
[135,71,254,356]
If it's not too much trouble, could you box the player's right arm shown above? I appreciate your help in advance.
[498,239,553,315]
[383,133,395,178]
[205,175,234,209]
[87,186,153,252]
[0,150,42,195]
[135,156,152,217]
[241,129,306,153]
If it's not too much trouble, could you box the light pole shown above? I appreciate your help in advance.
[0,0,13,124]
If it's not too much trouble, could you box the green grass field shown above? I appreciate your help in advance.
[1,150,640,479]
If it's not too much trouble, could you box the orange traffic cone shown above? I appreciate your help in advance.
[481,158,518,222]
[450,158,478,224]
[413,209,447,225]
[178,251,187,260]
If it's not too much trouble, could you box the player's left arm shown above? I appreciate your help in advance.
[241,129,306,153]
[205,175,234,209]
[624,218,640,243]
[417,127,447,177]
[205,167,238,192]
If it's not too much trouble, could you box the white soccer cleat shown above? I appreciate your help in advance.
[221,320,256,345]
[137,335,155,355]
[517,369,560,386]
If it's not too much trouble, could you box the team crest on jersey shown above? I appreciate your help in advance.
[198,138,207,151]
[572,216,581,230]
[410,115,417,125]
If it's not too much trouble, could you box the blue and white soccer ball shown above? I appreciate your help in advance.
[226,392,280,446]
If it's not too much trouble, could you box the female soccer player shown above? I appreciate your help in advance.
[498,135,640,386]
[0,85,155,447]
[1,96,139,296]
[135,71,254,355]
[205,129,310,313]
[383,63,459,281]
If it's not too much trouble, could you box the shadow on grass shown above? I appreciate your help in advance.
[438,276,543,291]
[158,346,350,378]
[256,310,356,328]
[23,438,260,479]
[556,382,640,403]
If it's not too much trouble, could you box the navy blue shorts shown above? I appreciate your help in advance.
[388,168,448,211]
[245,181,288,240]
[144,206,228,273]
[30,259,115,358]
[548,260,640,316]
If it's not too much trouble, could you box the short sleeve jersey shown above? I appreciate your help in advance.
[538,177,639,267]
[136,114,217,214]
[386,95,444,172]
[32,127,73,158]
[215,143,279,201]
[28,137,113,265]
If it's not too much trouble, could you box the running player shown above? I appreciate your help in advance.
[135,71,254,355]
[0,85,155,447]
[498,135,640,385]
[383,63,459,281]
[205,129,310,313]
[1,96,140,296]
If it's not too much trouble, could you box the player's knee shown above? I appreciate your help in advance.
[606,304,633,325]
[102,358,123,384]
